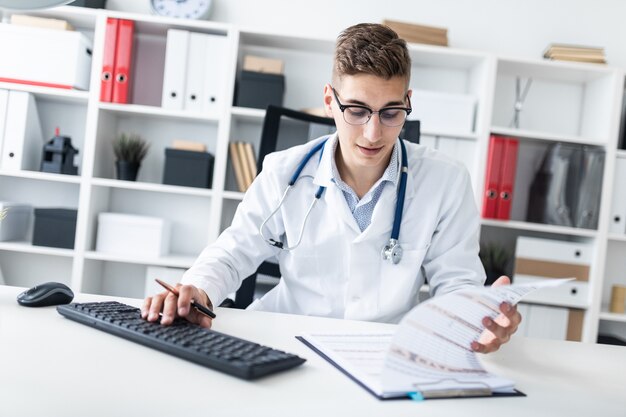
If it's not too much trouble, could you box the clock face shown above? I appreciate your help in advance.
[150,0,212,20]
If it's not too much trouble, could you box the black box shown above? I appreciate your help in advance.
[69,0,107,8]
[235,70,285,109]
[163,148,214,188]
[32,208,77,249]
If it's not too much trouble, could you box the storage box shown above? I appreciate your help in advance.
[0,23,93,90]
[235,70,285,109]
[163,148,214,188]
[0,202,32,241]
[32,208,77,249]
[408,90,476,135]
[96,213,171,258]
[144,265,186,298]
[514,236,591,308]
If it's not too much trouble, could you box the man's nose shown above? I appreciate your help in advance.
[362,113,383,142]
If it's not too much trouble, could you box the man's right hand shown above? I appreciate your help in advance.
[141,283,213,328]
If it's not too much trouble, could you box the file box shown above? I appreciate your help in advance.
[0,202,32,241]
[0,23,93,90]
[409,90,476,135]
[163,148,214,188]
[235,70,285,109]
[96,213,170,258]
[32,208,77,249]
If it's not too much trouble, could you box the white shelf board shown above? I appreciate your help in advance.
[407,43,488,69]
[608,233,626,242]
[599,311,626,323]
[222,190,246,201]
[617,150,626,158]
[0,170,81,184]
[84,251,197,269]
[0,81,89,104]
[421,128,478,140]
[98,102,220,123]
[490,126,606,146]
[497,56,616,83]
[480,218,598,237]
[231,106,266,122]
[91,178,214,198]
[0,241,74,257]
[238,28,334,54]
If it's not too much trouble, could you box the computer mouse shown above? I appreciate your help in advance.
[16,282,74,307]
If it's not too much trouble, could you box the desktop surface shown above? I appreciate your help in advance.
[1,285,625,417]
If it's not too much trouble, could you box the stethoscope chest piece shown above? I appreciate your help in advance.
[381,239,403,264]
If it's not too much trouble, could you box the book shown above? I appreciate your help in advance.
[172,139,207,152]
[382,19,448,46]
[10,14,74,31]
[298,278,573,400]
[237,141,253,190]
[243,142,258,181]
[229,142,246,192]
[543,43,606,64]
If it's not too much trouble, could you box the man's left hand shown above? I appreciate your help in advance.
[471,275,522,354]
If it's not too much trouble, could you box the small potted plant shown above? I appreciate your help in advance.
[113,133,149,181]
[479,242,512,286]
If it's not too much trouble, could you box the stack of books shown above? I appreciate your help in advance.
[383,19,448,47]
[229,141,257,192]
[543,44,606,64]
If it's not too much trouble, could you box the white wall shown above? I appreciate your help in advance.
[107,0,626,68]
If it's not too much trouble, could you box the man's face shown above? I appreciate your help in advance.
[323,74,410,175]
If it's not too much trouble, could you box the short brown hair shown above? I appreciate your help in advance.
[333,23,411,87]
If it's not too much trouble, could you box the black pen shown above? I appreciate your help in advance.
[155,278,216,319]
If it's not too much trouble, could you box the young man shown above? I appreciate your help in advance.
[143,23,520,354]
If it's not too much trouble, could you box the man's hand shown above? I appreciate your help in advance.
[471,276,522,354]
[141,283,213,328]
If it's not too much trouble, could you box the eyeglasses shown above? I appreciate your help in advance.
[331,87,412,127]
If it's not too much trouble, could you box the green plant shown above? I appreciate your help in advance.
[113,133,149,164]
[479,242,511,274]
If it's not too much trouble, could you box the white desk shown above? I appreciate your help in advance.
[1,285,625,417]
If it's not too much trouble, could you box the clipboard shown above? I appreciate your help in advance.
[297,336,526,401]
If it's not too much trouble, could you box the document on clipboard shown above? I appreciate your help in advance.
[297,278,573,400]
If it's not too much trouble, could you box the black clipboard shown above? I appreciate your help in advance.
[296,336,526,401]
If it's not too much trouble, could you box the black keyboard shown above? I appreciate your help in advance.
[57,301,306,379]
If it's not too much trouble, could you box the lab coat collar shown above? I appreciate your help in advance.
[312,134,417,201]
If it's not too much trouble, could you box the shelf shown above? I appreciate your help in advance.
[0,81,89,104]
[98,102,220,123]
[480,218,598,237]
[497,56,616,83]
[608,233,626,242]
[231,106,266,122]
[222,190,246,201]
[421,128,478,140]
[84,251,197,269]
[617,150,626,158]
[239,28,334,54]
[0,169,82,184]
[490,126,605,146]
[91,178,214,198]
[0,241,74,257]
[599,311,626,323]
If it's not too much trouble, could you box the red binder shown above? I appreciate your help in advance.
[112,19,134,104]
[100,18,119,102]
[495,138,519,220]
[482,135,505,218]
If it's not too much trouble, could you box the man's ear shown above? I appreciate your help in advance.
[323,84,334,118]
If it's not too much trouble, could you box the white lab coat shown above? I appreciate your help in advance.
[182,133,485,323]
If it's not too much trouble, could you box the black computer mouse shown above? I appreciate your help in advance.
[17,282,74,307]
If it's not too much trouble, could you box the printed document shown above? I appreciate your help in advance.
[299,278,572,399]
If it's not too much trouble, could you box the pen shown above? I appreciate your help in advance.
[155,278,216,319]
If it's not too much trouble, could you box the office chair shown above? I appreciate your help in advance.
[227,106,420,309]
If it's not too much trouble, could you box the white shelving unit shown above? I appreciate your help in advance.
[0,6,625,344]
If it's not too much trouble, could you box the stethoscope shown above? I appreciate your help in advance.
[259,137,409,264]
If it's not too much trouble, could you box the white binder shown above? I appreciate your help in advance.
[184,32,208,113]
[0,89,8,162]
[202,34,229,114]
[609,156,626,234]
[1,91,43,171]
[161,29,190,110]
